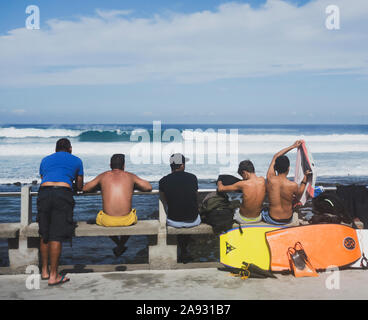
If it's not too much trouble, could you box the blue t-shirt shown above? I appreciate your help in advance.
[40,152,84,188]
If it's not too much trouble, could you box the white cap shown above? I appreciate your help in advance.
[169,153,189,165]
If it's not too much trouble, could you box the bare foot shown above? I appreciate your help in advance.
[41,267,49,280]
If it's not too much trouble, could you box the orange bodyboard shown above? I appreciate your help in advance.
[266,224,361,272]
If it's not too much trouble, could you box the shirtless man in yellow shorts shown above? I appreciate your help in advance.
[83,154,152,256]
[217,160,266,224]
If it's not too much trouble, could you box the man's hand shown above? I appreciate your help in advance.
[217,180,224,192]
[267,140,303,180]
[302,170,312,184]
[292,140,303,149]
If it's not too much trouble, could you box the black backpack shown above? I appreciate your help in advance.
[199,192,240,234]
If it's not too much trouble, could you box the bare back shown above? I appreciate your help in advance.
[267,176,297,220]
[99,170,136,216]
[239,177,266,218]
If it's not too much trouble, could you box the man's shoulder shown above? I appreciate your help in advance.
[267,175,279,183]
[280,178,297,192]
[123,171,139,179]
[284,178,297,186]
[42,152,57,161]
[183,171,198,180]
[159,171,197,183]
[48,151,82,162]
[99,170,112,177]
[40,154,50,163]
[41,153,60,165]
[159,173,170,184]
[68,153,83,163]
[240,179,258,189]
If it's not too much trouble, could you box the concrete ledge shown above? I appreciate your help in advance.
[0,223,20,239]
[166,222,277,235]
[17,219,300,238]
[23,220,160,238]
[167,223,214,235]
[8,247,39,270]
[167,217,300,235]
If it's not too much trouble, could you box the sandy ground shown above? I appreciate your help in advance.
[0,268,367,300]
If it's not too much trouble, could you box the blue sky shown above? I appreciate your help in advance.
[0,0,367,124]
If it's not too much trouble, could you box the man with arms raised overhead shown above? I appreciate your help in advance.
[264,140,311,225]
[38,138,84,286]
[217,160,266,224]
[83,154,152,256]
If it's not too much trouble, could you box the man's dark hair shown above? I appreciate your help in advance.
[170,163,184,171]
[237,160,255,175]
[110,154,125,170]
[55,138,72,152]
[274,155,290,174]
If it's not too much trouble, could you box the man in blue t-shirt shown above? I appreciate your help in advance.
[37,138,84,286]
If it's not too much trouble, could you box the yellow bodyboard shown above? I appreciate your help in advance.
[220,225,282,270]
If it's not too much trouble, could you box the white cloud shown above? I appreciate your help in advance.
[0,0,367,87]
[0,108,27,115]
[95,9,134,19]
[11,109,26,115]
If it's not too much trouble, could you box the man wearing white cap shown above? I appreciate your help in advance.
[159,153,201,228]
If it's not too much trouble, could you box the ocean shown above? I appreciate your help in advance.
[1,123,367,267]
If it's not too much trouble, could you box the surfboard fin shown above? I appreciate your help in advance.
[288,242,318,278]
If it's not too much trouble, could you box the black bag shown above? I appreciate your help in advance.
[199,192,240,234]
[336,185,368,228]
[311,192,352,224]
[203,208,235,234]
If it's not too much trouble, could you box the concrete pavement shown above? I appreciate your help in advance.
[0,268,367,300]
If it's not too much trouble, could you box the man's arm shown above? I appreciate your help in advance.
[76,175,84,192]
[75,159,84,192]
[267,140,303,180]
[82,174,102,193]
[159,191,168,206]
[133,174,152,192]
[217,180,243,193]
[296,170,312,200]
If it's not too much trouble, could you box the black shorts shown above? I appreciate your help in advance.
[37,186,76,243]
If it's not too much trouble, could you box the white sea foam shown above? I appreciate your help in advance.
[1,128,368,182]
[1,126,367,143]
[0,137,367,156]
[0,127,82,138]
[182,130,368,142]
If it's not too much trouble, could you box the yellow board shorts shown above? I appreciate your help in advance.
[96,209,138,227]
